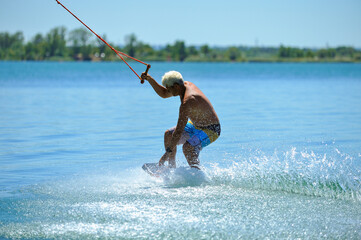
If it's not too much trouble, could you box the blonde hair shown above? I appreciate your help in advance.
[161,71,184,87]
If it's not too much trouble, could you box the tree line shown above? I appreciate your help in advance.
[1,26,360,62]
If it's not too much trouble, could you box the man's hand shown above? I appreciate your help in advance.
[158,152,170,166]
[141,72,152,82]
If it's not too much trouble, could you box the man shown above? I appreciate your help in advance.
[141,71,221,169]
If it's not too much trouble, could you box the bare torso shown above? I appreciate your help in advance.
[182,81,220,127]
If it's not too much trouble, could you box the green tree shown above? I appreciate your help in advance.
[96,34,114,61]
[226,46,241,61]
[335,47,355,57]
[69,27,93,60]
[278,45,305,58]
[317,48,336,59]
[305,49,315,58]
[24,33,47,60]
[172,41,187,61]
[200,44,210,56]
[187,46,198,56]
[45,26,67,59]
[69,28,92,47]
[124,33,137,57]
[0,32,25,60]
[164,44,173,61]
[135,42,155,60]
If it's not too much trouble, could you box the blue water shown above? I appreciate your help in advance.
[0,62,361,239]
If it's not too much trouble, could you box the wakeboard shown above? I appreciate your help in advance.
[142,163,168,177]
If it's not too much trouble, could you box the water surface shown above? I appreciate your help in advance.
[0,62,360,239]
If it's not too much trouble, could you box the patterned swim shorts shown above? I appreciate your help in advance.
[168,121,221,150]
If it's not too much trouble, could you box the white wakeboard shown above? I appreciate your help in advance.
[142,163,209,186]
[142,163,168,177]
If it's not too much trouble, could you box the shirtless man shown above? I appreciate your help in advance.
[141,71,221,169]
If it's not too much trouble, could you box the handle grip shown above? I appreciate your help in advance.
[141,64,151,84]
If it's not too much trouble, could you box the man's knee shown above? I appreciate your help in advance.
[182,142,192,155]
[164,129,172,140]
[183,142,200,153]
[183,142,200,166]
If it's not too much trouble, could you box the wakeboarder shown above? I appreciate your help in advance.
[141,71,221,169]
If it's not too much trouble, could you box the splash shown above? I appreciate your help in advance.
[160,166,210,187]
[206,147,361,201]
[1,148,360,239]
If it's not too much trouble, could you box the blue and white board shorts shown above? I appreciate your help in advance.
[168,121,221,152]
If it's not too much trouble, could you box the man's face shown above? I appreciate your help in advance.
[166,84,179,96]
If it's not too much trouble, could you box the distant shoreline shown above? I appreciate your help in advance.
[1,27,360,63]
[1,59,360,63]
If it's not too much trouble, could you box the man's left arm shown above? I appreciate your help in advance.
[158,103,189,166]
[168,103,189,151]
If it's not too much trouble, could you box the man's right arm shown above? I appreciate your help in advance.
[141,73,172,98]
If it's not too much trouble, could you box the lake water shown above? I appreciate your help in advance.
[0,61,360,239]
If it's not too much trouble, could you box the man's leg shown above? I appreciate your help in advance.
[164,129,177,167]
[182,142,200,169]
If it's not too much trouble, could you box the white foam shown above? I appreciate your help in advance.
[160,166,210,187]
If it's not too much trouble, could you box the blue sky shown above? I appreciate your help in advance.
[0,0,360,48]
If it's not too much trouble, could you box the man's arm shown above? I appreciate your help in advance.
[158,101,190,166]
[141,73,172,98]
[168,102,189,151]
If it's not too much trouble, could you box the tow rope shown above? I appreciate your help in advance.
[55,0,150,83]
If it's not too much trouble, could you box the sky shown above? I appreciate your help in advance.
[0,0,360,48]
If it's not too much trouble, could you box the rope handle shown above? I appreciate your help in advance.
[141,64,151,84]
